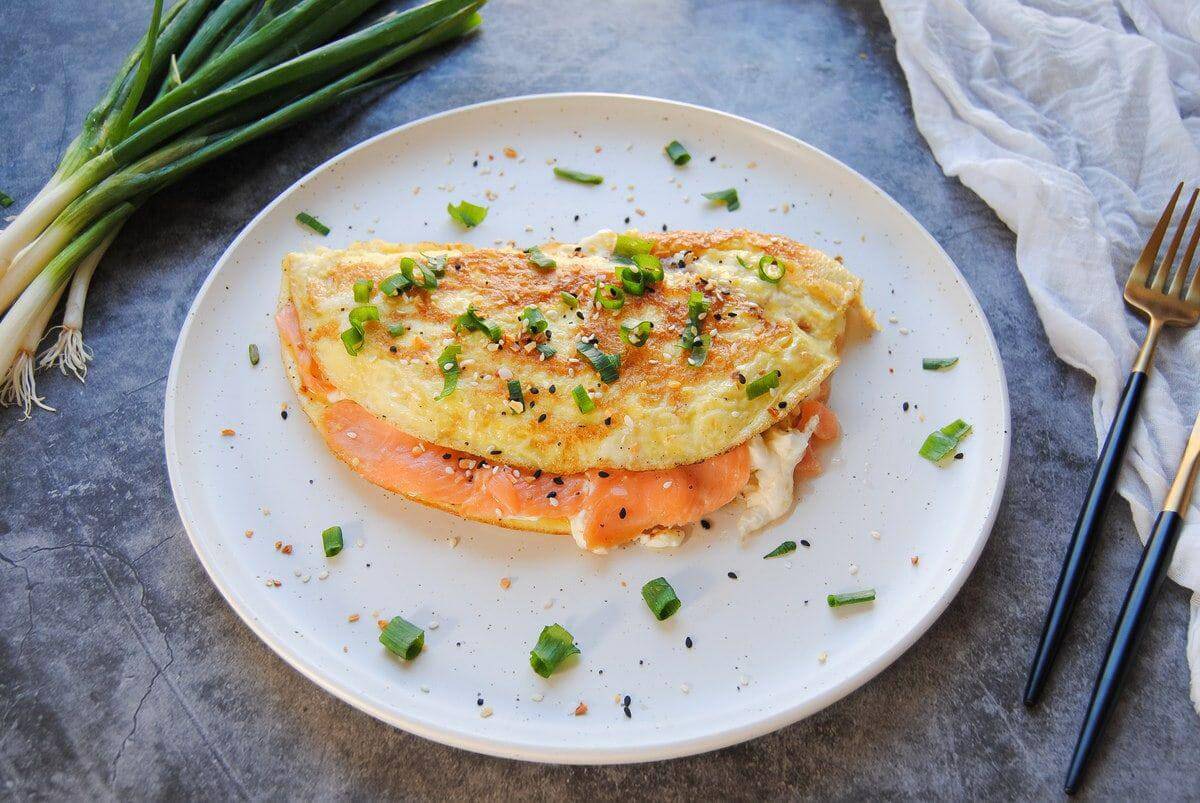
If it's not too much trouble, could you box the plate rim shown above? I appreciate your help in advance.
[164,91,1012,764]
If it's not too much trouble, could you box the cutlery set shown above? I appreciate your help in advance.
[1024,182,1200,794]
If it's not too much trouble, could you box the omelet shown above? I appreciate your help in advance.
[277,229,868,551]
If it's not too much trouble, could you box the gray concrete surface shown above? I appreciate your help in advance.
[1,0,1198,799]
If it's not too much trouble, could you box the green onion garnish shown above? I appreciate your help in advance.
[454,305,501,342]
[687,334,711,367]
[0,190,14,208]
[614,233,653,257]
[553,167,603,185]
[529,623,581,677]
[664,140,691,165]
[827,589,876,607]
[341,305,380,356]
[576,341,620,384]
[400,256,437,290]
[615,263,646,296]
[702,188,740,211]
[536,342,557,359]
[561,291,580,308]
[746,370,781,399]
[447,200,488,228]
[507,379,525,410]
[620,320,654,348]
[680,290,710,358]
[641,577,681,621]
[248,343,260,366]
[353,279,372,303]
[524,245,556,271]
[922,357,959,370]
[519,306,549,334]
[632,252,664,283]
[756,255,784,283]
[379,616,425,660]
[435,343,462,400]
[763,540,796,559]
[919,419,972,462]
[594,283,625,311]
[422,253,448,277]
[380,272,414,296]
[387,322,406,337]
[572,384,595,413]
[296,212,330,236]
[321,525,344,557]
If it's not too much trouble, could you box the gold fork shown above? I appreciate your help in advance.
[1025,181,1200,706]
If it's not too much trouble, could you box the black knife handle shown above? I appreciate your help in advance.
[1024,370,1147,706]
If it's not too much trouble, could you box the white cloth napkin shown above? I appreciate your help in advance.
[877,0,1200,710]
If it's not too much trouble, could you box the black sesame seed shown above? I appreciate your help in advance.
[489,449,502,455]
[389,345,397,353]
[727,571,738,579]
[902,401,910,411]
[778,401,787,409]
[619,507,627,519]
[533,469,543,479]
[661,224,668,232]
[685,636,693,648]
[548,491,557,498]
[538,413,547,423]
[709,155,717,162]
[800,539,811,547]
[280,410,288,420]
[443,453,452,460]
[476,697,484,706]
[623,694,631,707]
[598,470,610,478]
[624,216,630,224]
[548,384,556,393]
[955,452,964,460]
[553,476,564,485]
[472,159,478,167]
[700,519,711,530]
[574,214,580,222]
[623,706,631,719]
[604,416,612,426]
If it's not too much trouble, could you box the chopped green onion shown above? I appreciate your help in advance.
[919,419,972,462]
[763,540,796,559]
[620,320,654,347]
[387,322,406,337]
[447,199,488,228]
[560,291,579,308]
[321,525,344,557]
[687,334,711,367]
[641,577,681,620]
[553,167,603,185]
[247,343,260,366]
[536,342,556,359]
[576,341,620,384]
[380,272,413,296]
[702,188,740,211]
[923,357,959,370]
[827,589,876,607]
[594,283,625,311]
[379,616,424,660]
[614,233,653,257]
[664,140,691,165]
[341,305,379,356]
[746,370,781,399]
[422,253,448,277]
[632,252,664,283]
[529,623,581,678]
[435,343,462,400]
[0,190,13,208]
[524,245,556,271]
[454,305,501,342]
[353,279,372,303]
[680,290,710,354]
[519,306,549,334]
[615,262,646,296]
[507,379,525,410]
[296,211,329,235]
[756,255,784,283]
[400,256,437,290]
[572,384,595,413]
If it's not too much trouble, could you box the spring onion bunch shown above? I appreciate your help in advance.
[0,0,485,417]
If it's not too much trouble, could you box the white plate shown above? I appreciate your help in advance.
[165,93,1010,763]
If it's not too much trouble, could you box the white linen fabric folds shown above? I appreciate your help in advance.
[878,0,1200,709]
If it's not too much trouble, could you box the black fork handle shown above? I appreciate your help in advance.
[1023,370,1148,706]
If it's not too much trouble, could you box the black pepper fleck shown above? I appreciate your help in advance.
[619,507,627,519]
[280,410,288,420]
[902,401,909,411]
[727,571,738,579]
[700,519,711,530]
[955,452,964,460]
[685,636,693,648]
[800,539,811,547]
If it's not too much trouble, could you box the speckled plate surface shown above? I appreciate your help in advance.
[164,93,1010,764]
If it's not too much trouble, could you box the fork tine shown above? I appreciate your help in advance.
[1135,182,1183,289]
[1183,211,1200,301]
[1166,189,1199,296]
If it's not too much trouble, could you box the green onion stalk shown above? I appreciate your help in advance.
[0,0,485,414]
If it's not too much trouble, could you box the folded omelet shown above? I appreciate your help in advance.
[277,229,868,551]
